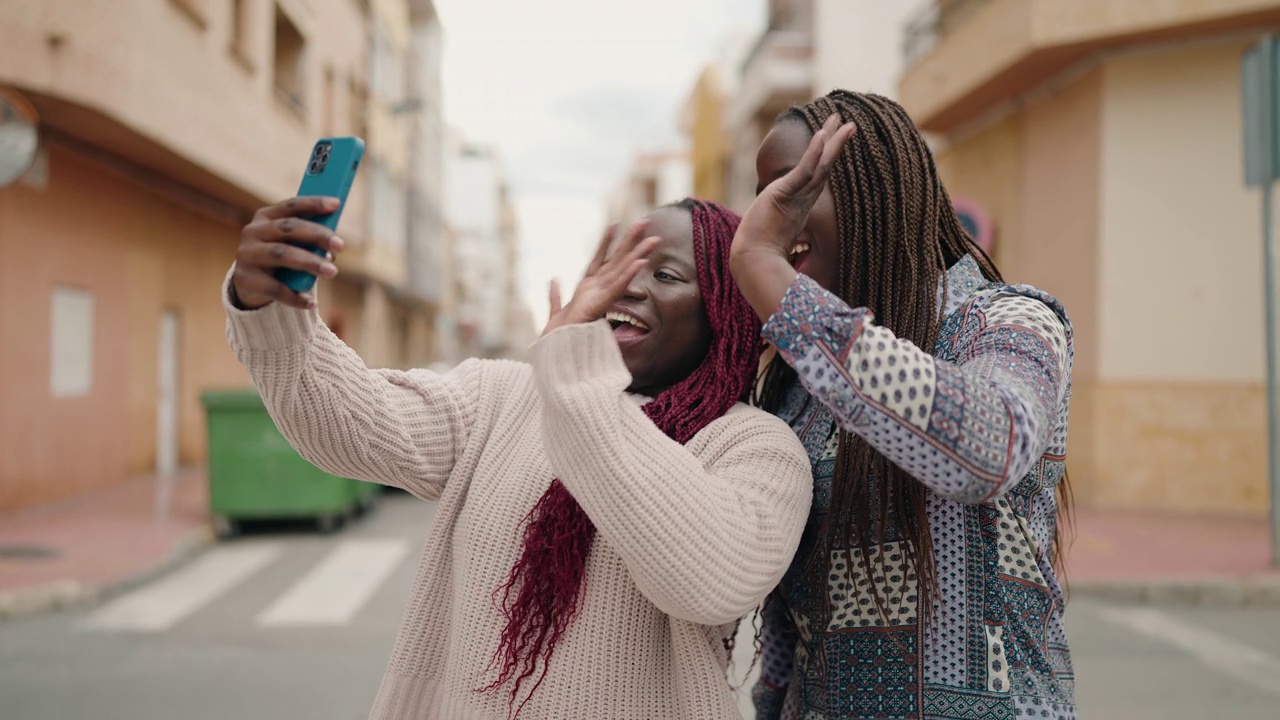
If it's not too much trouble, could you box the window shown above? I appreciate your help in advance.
[50,287,94,398]
[369,24,404,104]
[272,4,307,116]
[229,0,254,69]
[370,160,408,253]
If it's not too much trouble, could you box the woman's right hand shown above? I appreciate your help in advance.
[230,196,345,310]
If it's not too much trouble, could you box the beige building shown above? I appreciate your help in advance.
[899,0,1280,517]
[0,0,448,513]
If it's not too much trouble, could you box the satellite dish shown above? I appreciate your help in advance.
[952,196,993,254]
[0,88,39,189]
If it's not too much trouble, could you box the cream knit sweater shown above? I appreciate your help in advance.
[223,280,813,720]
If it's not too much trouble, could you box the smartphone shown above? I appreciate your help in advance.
[274,136,365,293]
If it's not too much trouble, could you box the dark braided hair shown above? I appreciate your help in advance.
[754,90,1073,626]
[484,198,761,716]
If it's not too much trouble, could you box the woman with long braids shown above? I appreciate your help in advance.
[224,197,811,719]
[731,91,1076,719]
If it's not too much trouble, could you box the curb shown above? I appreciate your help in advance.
[1071,576,1280,607]
[0,526,215,622]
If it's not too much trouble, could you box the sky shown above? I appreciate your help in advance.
[434,0,765,329]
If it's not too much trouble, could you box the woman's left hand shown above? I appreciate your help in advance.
[730,114,856,321]
[542,220,660,336]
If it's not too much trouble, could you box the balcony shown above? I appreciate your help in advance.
[730,30,814,130]
[899,0,1280,133]
[0,0,367,211]
[902,0,997,67]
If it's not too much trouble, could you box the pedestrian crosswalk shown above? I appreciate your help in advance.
[257,539,409,627]
[79,538,413,633]
[80,544,283,632]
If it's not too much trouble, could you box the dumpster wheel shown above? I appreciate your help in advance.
[316,512,345,534]
[212,515,240,539]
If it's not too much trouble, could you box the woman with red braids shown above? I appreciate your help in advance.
[223,196,812,719]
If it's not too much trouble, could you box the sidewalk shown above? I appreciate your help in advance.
[1065,509,1280,605]
[0,469,212,620]
[1,470,1278,620]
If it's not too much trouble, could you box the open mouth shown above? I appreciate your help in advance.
[788,242,811,269]
[605,310,650,344]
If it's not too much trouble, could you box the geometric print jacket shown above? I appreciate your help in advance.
[752,256,1076,720]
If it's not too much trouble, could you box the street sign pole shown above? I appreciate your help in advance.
[1243,35,1280,567]
[1264,179,1280,568]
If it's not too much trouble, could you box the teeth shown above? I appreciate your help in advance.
[605,311,649,330]
[789,243,811,257]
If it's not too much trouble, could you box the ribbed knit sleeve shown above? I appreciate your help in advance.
[223,268,483,500]
[530,320,813,626]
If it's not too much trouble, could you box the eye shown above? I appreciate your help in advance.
[655,269,681,283]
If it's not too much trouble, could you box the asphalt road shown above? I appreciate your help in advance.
[2,491,1277,719]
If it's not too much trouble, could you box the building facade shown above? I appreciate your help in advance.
[0,0,449,513]
[443,131,534,361]
[897,0,1280,517]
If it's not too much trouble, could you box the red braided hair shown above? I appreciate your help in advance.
[482,199,760,715]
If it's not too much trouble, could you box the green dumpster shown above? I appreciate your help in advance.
[201,389,379,536]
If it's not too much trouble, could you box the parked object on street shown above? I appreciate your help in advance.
[201,389,378,537]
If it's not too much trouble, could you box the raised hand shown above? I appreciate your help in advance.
[231,196,344,310]
[541,220,660,336]
[730,114,856,320]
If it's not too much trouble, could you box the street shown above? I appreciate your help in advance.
[2,491,1278,719]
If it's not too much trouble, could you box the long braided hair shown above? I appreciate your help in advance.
[484,198,761,715]
[754,90,1073,624]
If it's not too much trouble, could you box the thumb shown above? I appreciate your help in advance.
[548,278,562,315]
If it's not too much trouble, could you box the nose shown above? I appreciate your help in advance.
[622,271,649,301]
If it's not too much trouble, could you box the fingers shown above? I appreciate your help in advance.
[234,197,346,309]
[586,222,620,276]
[596,219,651,275]
[255,196,341,221]
[774,116,857,199]
[244,216,345,255]
[231,265,316,310]
[807,120,858,194]
[598,235,659,293]
[239,240,339,280]
[548,278,562,316]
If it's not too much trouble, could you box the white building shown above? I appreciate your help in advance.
[404,0,450,366]
[443,130,532,360]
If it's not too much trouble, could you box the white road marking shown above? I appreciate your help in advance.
[256,539,409,627]
[1094,605,1280,695]
[81,543,282,632]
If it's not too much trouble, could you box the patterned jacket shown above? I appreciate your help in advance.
[753,255,1076,720]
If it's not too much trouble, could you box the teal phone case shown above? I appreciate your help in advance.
[275,136,364,293]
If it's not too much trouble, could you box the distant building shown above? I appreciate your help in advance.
[444,131,535,360]
[678,35,755,206]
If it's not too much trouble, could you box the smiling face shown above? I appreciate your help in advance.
[606,206,712,396]
[755,117,842,293]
